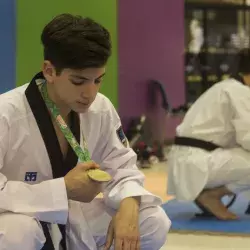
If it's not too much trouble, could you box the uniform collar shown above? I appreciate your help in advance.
[24,72,80,178]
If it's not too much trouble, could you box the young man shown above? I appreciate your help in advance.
[0,14,170,250]
[167,49,250,221]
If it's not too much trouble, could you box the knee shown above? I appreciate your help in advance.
[0,213,45,250]
[140,206,171,249]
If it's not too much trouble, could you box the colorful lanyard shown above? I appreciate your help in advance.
[39,82,91,162]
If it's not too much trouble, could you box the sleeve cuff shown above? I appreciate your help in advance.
[49,177,69,224]
[105,181,162,209]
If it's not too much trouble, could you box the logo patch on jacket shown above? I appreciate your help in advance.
[116,126,128,147]
[25,172,37,182]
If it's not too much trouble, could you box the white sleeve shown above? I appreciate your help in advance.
[99,101,162,210]
[0,116,68,224]
[229,84,250,151]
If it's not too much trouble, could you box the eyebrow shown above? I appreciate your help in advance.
[70,73,106,81]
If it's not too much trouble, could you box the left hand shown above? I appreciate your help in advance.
[104,197,140,250]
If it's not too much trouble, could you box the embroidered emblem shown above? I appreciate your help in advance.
[116,126,128,147]
[25,172,37,182]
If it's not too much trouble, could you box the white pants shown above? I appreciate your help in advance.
[167,146,250,201]
[0,199,170,250]
[206,147,250,195]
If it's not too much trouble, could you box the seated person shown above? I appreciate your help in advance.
[0,14,170,250]
[167,49,250,221]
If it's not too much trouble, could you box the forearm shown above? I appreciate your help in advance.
[120,196,141,210]
[122,196,141,205]
[0,175,68,224]
[101,139,161,209]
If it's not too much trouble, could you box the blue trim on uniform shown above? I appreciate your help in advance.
[0,0,16,93]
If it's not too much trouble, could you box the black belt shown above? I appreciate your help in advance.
[174,136,220,151]
[41,223,66,250]
[41,222,54,250]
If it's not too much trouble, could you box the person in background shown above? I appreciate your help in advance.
[167,48,250,220]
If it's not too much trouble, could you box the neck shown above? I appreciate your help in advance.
[46,83,71,119]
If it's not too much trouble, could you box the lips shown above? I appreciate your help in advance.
[77,101,89,106]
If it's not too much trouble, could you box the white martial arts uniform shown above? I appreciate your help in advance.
[167,76,250,201]
[0,72,170,250]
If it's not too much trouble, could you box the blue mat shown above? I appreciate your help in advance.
[162,194,250,234]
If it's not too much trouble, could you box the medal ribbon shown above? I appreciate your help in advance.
[39,82,91,162]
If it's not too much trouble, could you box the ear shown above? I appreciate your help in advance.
[42,60,56,83]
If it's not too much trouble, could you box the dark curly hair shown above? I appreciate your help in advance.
[41,13,112,74]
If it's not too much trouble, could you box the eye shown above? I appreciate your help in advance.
[71,80,86,86]
[95,78,103,84]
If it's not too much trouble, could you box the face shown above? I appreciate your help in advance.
[42,61,105,114]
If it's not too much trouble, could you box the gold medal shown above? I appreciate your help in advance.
[87,169,111,182]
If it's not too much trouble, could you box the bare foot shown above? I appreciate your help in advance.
[196,188,238,220]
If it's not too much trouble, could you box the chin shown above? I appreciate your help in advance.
[72,106,89,114]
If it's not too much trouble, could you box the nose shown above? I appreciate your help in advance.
[80,82,98,100]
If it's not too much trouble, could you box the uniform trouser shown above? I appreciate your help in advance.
[0,199,170,250]
[168,146,250,201]
[205,147,250,195]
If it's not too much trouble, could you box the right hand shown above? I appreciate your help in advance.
[64,161,102,203]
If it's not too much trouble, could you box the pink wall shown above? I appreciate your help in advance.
[118,0,185,137]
